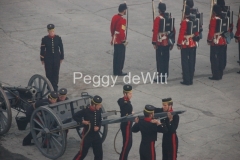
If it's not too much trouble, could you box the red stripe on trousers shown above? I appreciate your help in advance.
[76,129,85,160]
[151,141,155,160]
[121,121,130,160]
[172,133,176,160]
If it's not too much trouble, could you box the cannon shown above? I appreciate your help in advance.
[29,93,186,159]
[0,74,54,135]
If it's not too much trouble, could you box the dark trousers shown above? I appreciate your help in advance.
[119,121,133,160]
[238,42,240,62]
[23,122,40,144]
[45,60,60,91]
[223,45,227,70]
[73,133,103,160]
[181,48,196,84]
[139,141,156,160]
[210,45,225,79]
[156,45,170,81]
[162,133,178,160]
[113,44,126,75]
[193,47,197,74]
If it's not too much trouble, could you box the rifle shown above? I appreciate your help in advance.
[239,6,240,19]
[210,0,216,21]
[125,1,128,41]
[182,0,186,21]
[152,0,156,23]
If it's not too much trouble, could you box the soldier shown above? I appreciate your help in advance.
[217,0,234,70]
[73,95,103,160]
[152,2,175,83]
[155,98,179,160]
[57,88,68,102]
[186,0,203,75]
[110,3,128,76]
[177,6,197,85]
[40,24,64,91]
[117,84,133,160]
[207,5,226,80]
[235,9,240,74]
[132,105,167,160]
[22,91,58,146]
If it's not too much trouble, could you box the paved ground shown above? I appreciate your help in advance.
[0,0,240,160]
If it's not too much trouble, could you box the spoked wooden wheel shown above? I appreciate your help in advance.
[30,106,66,159]
[76,105,108,143]
[28,74,54,100]
[0,87,12,135]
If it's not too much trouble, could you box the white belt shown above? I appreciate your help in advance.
[213,32,222,44]
[158,32,168,42]
[183,34,194,45]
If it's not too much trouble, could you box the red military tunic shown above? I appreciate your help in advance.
[177,18,196,48]
[235,18,240,41]
[152,14,176,46]
[110,14,126,44]
[207,16,227,46]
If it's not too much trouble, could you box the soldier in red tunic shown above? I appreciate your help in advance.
[177,6,197,85]
[110,3,128,76]
[235,11,240,74]
[152,2,175,83]
[207,5,227,80]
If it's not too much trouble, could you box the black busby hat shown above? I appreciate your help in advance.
[185,5,191,15]
[186,0,194,8]
[162,98,172,103]
[213,5,222,16]
[144,105,155,113]
[118,3,127,12]
[217,0,225,6]
[158,3,166,13]
[47,24,55,30]
[58,88,67,95]
[48,91,58,99]
[123,84,132,92]
[92,95,102,104]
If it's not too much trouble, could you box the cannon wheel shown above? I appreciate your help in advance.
[76,105,108,143]
[30,106,66,159]
[0,87,12,135]
[28,74,54,100]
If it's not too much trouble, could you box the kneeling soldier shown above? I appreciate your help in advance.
[132,105,167,160]
[22,91,58,146]
[57,88,68,102]
[118,84,133,160]
[73,95,103,160]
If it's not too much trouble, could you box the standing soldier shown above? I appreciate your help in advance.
[217,0,234,70]
[110,3,128,76]
[117,84,133,160]
[186,0,203,75]
[207,5,227,80]
[22,91,58,146]
[177,5,197,85]
[73,95,103,160]
[132,105,167,160]
[40,24,64,91]
[152,2,175,83]
[235,6,240,74]
[155,98,179,160]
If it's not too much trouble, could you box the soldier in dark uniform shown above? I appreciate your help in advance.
[234,9,240,73]
[155,98,179,160]
[57,88,68,102]
[110,3,128,76]
[73,95,103,160]
[40,24,64,91]
[118,84,133,160]
[177,6,198,85]
[22,91,58,146]
[152,2,175,83]
[207,5,227,80]
[132,105,167,160]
